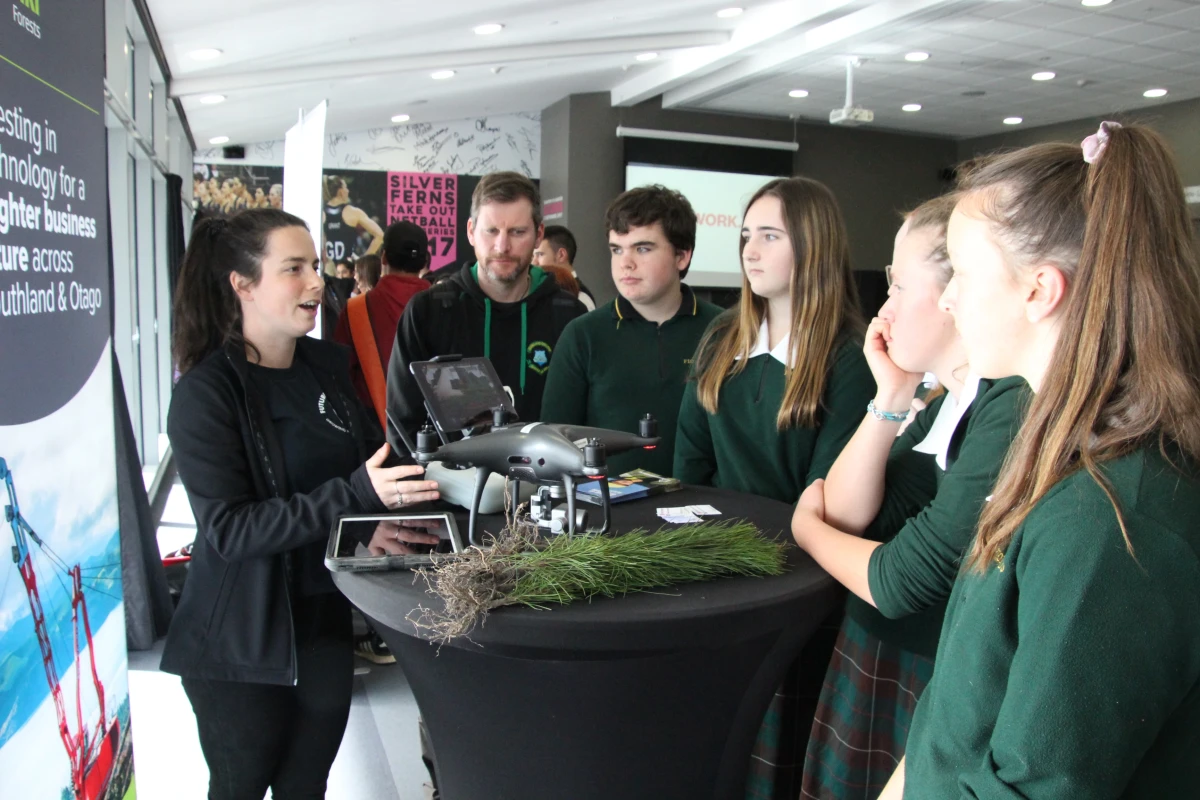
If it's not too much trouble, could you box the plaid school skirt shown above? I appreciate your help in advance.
[744,612,841,800]
[797,615,934,800]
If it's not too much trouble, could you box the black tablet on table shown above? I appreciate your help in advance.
[325,512,464,573]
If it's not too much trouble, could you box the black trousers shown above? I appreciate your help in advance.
[182,592,353,800]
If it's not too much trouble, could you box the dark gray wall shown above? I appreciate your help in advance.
[539,96,570,222]
[958,96,1200,191]
[541,92,959,305]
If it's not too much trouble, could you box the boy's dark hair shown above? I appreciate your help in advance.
[471,171,542,227]
[605,185,697,277]
[541,225,577,264]
[382,220,429,273]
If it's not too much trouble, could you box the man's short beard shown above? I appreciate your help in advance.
[482,260,530,285]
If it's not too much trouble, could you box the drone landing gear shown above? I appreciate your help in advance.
[464,467,613,547]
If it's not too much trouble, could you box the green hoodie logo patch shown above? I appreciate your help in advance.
[527,341,552,374]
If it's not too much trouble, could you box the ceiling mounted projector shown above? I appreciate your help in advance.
[830,58,874,127]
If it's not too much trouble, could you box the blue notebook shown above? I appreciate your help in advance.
[576,469,681,506]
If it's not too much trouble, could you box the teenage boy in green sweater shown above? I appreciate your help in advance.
[541,186,723,476]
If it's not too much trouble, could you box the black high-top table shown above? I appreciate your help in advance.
[332,486,838,800]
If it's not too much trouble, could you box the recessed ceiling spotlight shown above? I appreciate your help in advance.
[717,7,744,18]
[1003,116,1023,125]
[391,114,410,123]
[199,94,226,105]
[209,136,230,144]
[788,89,809,98]
[1144,87,1168,98]
[902,103,922,112]
[473,23,504,35]
[636,52,659,62]
[431,69,456,80]
[905,51,930,62]
[188,48,223,61]
[1081,0,1112,6]
[1032,71,1056,81]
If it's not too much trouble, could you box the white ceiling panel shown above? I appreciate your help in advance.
[148,0,1200,143]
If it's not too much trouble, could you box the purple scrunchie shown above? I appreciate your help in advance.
[1082,121,1122,165]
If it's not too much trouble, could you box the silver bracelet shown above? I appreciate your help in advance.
[867,399,909,422]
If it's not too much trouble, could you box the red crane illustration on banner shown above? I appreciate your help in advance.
[2,457,118,800]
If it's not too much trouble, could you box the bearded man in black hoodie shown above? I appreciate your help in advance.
[385,171,586,447]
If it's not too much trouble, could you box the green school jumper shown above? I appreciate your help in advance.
[855,376,1028,658]
[540,285,723,476]
[674,318,874,503]
[903,446,1200,798]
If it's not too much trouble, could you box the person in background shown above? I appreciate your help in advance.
[792,196,1025,799]
[353,254,381,296]
[385,171,586,446]
[864,125,1200,799]
[541,185,722,476]
[336,221,431,421]
[534,224,596,310]
[162,209,438,799]
[334,261,354,280]
[323,174,383,268]
[539,263,581,298]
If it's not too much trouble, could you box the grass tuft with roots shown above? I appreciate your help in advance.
[407,518,787,643]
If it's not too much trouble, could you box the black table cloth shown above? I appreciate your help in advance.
[333,486,838,800]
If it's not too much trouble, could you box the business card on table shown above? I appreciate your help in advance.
[660,513,704,524]
[688,504,721,516]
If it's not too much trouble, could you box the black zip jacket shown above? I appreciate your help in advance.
[160,338,386,685]
[385,263,585,449]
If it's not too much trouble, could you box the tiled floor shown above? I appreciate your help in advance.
[128,479,432,799]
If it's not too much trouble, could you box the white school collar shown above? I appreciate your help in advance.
[912,373,982,471]
[736,319,791,366]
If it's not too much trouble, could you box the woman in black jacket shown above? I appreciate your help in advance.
[161,209,438,799]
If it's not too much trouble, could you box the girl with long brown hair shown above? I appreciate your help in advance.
[875,124,1200,798]
[673,177,873,503]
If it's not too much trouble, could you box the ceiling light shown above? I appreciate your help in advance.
[431,70,456,80]
[717,7,744,17]
[188,48,222,61]
[788,89,809,98]
[473,23,504,35]
[636,52,659,62]
[1081,0,1112,6]
[391,114,410,123]
[1144,87,1168,98]
[1032,71,1056,81]
[199,94,226,105]
[902,103,922,112]
[209,136,230,144]
[1003,116,1023,125]
[905,51,930,62]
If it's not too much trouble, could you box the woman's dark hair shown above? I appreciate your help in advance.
[173,208,309,374]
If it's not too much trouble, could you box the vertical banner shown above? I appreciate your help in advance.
[283,100,326,337]
[387,172,459,271]
[1,1,135,799]
[283,100,327,245]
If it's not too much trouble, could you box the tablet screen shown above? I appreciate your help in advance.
[332,514,462,560]
[410,358,514,431]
